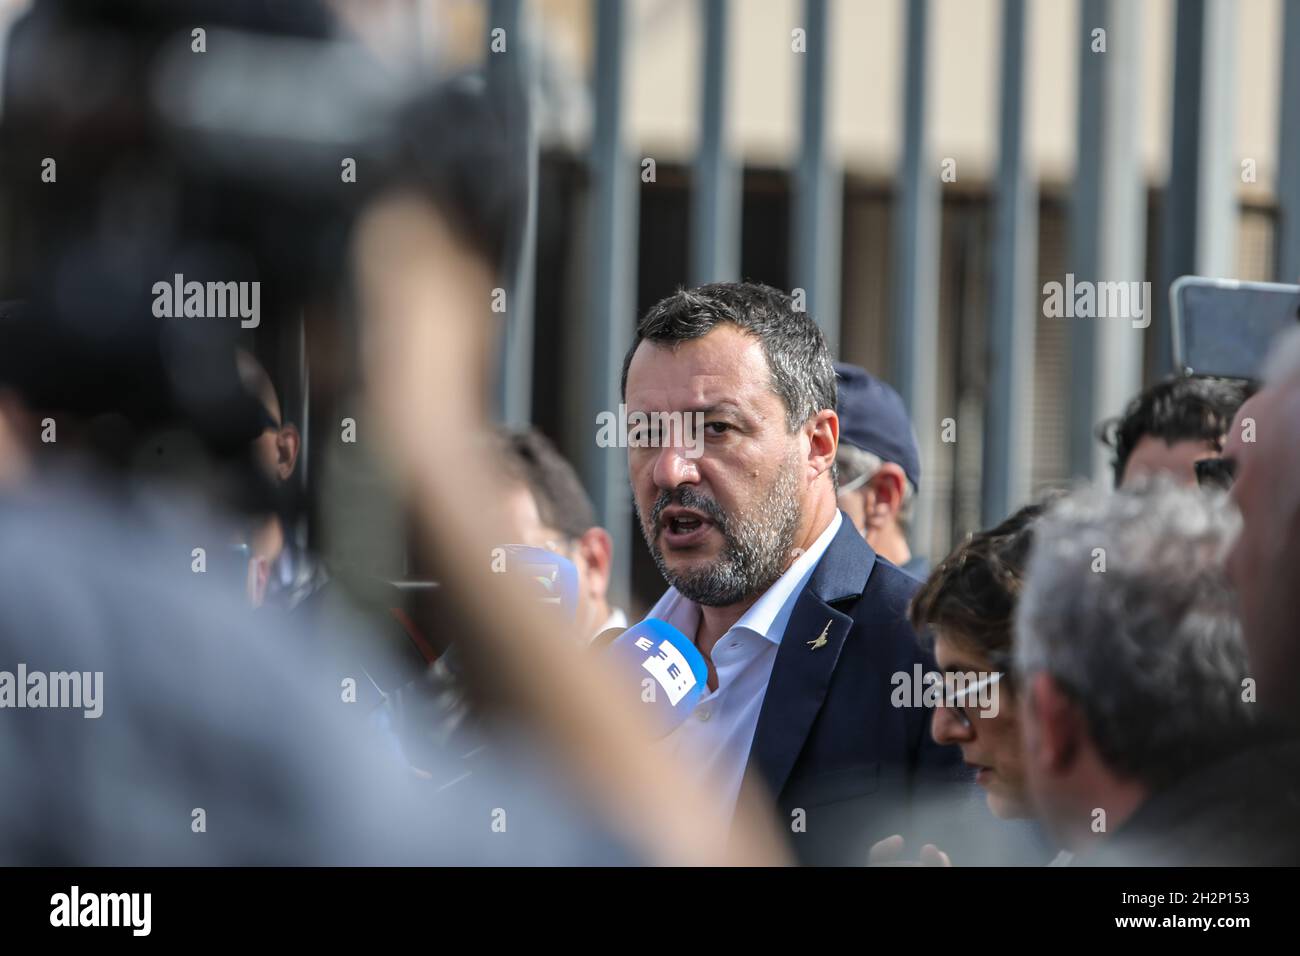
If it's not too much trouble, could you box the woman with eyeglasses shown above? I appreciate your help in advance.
[870,500,1058,865]
[908,503,1045,821]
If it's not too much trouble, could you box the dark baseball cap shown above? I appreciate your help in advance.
[834,362,921,492]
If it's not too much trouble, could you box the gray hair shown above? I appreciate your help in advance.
[835,442,916,528]
[1015,479,1255,789]
[621,282,836,432]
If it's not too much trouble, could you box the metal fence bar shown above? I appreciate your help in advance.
[692,0,740,286]
[891,0,939,555]
[489,0,539,426]
[791,0,841,355]
[1277,0,1300,283]
[1068,0,1146,480]
[1156,0,1237,377]
[982,0,1037,526]
[582,0,637,604]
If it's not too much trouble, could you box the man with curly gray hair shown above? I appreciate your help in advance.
[1015,479,1298,865]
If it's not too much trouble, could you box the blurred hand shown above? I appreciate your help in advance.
[350,193,790,867]
[868,834,952,867]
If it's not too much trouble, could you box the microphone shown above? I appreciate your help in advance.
[499,545,579,622]
[605,618,709,737]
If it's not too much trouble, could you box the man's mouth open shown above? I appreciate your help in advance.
[659,507,717,549]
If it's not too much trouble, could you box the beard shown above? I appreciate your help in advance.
[638,451,804,607]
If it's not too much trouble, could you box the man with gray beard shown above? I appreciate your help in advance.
[622,282,963,864]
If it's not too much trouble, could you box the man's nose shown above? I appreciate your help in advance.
[931,705,973,746]
[651,444,701,490]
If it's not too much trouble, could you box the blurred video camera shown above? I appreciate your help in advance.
[0,1,521,515]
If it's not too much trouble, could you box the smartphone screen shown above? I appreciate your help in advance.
[1172,277,1300,380]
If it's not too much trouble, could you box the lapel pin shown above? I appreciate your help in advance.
[807,619,831,650]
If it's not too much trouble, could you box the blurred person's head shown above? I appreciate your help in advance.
[1015,481,1254,855]
[1098,375,1252,487]
[1224,328,1300,727]
[497,427,617,638]
[234,349,303,606]
[833,363,919,567]
[620,282,838,608]
[909,502,1045,819]
[0,0,345,511]
[236,350,301,486]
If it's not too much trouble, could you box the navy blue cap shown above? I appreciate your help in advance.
[834,362,921,492]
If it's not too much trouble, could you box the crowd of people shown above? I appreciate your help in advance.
[0,0,1296,868]
[476,283,1300,866]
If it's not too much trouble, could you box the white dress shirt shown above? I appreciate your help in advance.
[594,606,628,638]
[642,511,843,821]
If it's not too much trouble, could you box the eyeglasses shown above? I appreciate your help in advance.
[837,471,872,495]
[944,671,1004,728]
[1195,456,1236,491]
[255,406,281,432]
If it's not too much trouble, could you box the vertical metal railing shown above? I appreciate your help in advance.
[891,0,939,553]
[581,0,637,604]
[791,0,841,356]
[982,0,1037,527]
[1157,0,1237,378]
[489,0,539,427]
[1068,0,1145,480]
[1277,0,1300,284]
[692,0,740,286]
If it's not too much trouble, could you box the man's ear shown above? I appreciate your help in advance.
[247,555,271,609]
[806,409,839,482]
[575,526,613,603]
[0,390,34,487]
[276,423,301,481]
[1026,672,1082,774]
[868,463,908,520]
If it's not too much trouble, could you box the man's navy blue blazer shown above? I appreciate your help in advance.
[737,512,967,864]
